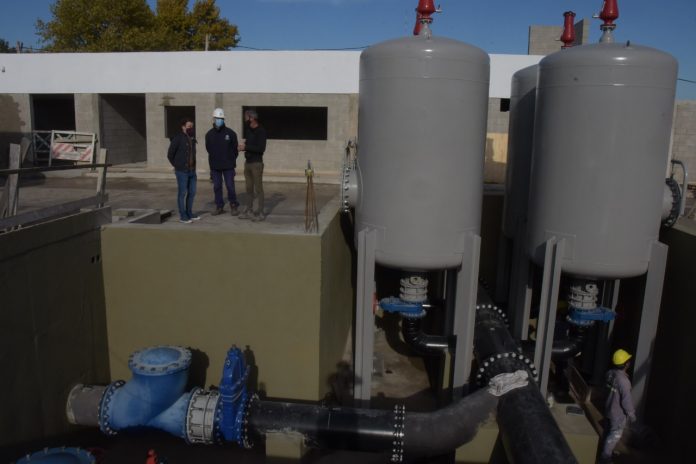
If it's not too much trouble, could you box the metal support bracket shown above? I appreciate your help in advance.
[633,241,668,418]
[535,237,565,397]
[450,232,481,397]
[354,228,377,406]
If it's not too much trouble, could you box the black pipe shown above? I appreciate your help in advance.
[519,334,585,362]
[402,387,497,456]
[401,315,450,356]
[497,384,577,464]
[474,305,533,384]
[248,388,498,459]
[248,400,395,453]
[475,305,578,464]
[245,304,576,463]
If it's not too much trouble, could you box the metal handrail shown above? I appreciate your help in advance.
[0,163,110,176]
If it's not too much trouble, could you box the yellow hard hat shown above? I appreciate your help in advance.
[612,349,632,366]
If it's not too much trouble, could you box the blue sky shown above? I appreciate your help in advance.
[1,0,695,99]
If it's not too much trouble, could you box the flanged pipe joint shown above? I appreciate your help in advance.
[66,345,251,446]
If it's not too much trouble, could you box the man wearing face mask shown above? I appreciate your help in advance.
[205,108,240,216]
[167,117,198,223]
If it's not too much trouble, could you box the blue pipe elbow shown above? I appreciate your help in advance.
[99,346,191,435]
[147,391,193,439]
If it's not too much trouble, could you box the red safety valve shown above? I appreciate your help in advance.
[561,11,576,48]
[599,0,619,28]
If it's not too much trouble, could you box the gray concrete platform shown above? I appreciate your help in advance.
[13,176,339,233]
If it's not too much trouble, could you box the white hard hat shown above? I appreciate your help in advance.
[212,108,225,118]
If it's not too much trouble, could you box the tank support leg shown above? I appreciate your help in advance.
[633,240,668,418]
[509,220,533,341]
[534,237,565,397]
[450,232,481,397]
[354,228,377,406]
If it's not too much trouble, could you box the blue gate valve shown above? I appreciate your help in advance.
[219,346,250,445]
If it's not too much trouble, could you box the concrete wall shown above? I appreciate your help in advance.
[100,94,147,165]
[671,100,696,179]
[0,93,31,167]
[74,93,100,139]
[101,209,353,401]
[0,209,111,446]
[646,220,696,462]
[146,92,358,181]
[485,98,510,184]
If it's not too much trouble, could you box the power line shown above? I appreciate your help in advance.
[236,44,368,51]
[678,78,696,85]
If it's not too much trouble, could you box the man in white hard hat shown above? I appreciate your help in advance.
[598,348,636,463]
[205,108,240,216]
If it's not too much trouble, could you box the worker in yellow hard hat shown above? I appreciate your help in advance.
[598,349,636,463]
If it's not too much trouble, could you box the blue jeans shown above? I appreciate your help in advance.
[211,169,238,209]
[175,170,197,220]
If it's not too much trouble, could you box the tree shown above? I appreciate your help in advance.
[0,38,13,53]
[186,0,239,50]
[36,0,239,52]
[36,0,155,52]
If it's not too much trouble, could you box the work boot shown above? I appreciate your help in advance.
[230,205,239,216]
[238,209,252,220]
[211,208,224,216]
[251,212,266,222]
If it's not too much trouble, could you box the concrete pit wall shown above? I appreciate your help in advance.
[0,209,111,447]
[101,209,353,401]
[647,220,696,462]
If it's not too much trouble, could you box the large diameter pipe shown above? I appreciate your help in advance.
[497,385,577,464]
[474,306,578,464]
[248,388,498,460]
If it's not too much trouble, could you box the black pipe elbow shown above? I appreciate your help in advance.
[401,315,450,356]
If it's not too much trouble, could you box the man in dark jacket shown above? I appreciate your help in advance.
[167,118,198,223]
[205,108,240,216]
[599,349,637,463]
[238,109,268,221]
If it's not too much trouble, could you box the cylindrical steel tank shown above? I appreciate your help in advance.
[527,42,678,278]
[502,64,538,239]
[355,35,490,270]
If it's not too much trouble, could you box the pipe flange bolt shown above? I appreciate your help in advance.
[391,404,405,463]
[241,394,258,449]
[98,380,125,436]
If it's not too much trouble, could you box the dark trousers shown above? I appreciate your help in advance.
[211,168,238,209]
[244,162,264,214]
[175,170,197,220]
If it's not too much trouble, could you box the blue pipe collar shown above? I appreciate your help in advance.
[567,306,616,326]
[379,297,426,317]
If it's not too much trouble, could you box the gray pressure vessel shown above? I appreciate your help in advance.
[527,42,678,279]
[355,34,490,270]
[502,65,538,239]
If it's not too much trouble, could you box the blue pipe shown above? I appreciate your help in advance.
[99,346,192,436]
[72,345,250,446]
[16,447,95,464]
